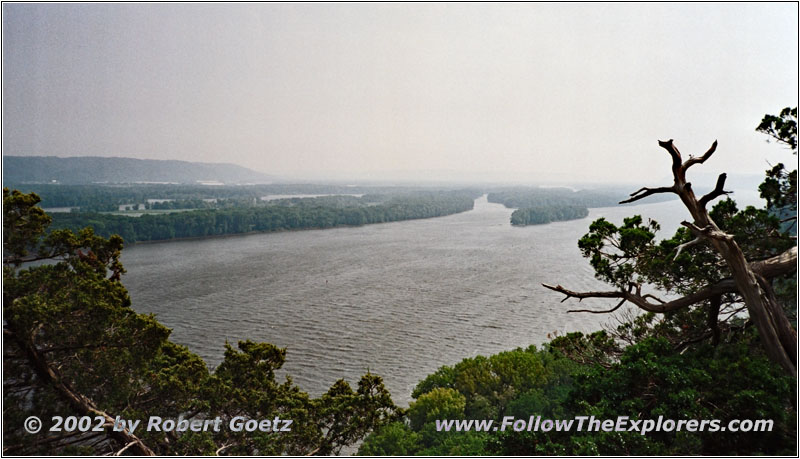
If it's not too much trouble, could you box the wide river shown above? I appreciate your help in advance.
[121,193,760,406]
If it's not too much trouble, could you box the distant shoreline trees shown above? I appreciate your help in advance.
[509,205,589,225]
[47,191,480,243]
[487,188,615,226]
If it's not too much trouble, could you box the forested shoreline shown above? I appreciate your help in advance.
[509,205,589,225]
[6,183,433,212]
[488,187,678,226]
[488,188,620,226]
[47,190,480,243]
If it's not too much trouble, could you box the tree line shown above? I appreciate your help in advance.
[488,187,659,226]
[48,191,479,243]
[487,187,627,209]
[509,205,589,225]
[8,183,467,212]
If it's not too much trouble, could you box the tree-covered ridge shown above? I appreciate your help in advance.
[510,206,589,226]
[3,188,400,455]
[47,190,480,243]
[3,156,278,185]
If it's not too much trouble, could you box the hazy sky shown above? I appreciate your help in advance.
[2,3,797,184]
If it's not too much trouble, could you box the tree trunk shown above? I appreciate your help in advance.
[709,236,796,374]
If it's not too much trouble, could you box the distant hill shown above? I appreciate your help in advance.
[2,156,279,185]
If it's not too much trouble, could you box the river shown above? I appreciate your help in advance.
[120,193,761,406]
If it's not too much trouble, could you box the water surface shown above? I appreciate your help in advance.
[121,195,753,405]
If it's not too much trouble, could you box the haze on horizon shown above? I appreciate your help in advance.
[2,3,797,185]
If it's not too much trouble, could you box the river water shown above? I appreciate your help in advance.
[120,194,760,406]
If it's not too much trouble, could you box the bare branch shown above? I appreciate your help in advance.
[674,236,704,259]
[681,221,734,242]
[3,252,70,266]
[543,246,795,320]
[543,279,738,314]
[642,294,665,304]
[42,342,135,354]
[619,186,674,204]
[698,172,732,208]
[568,298,627,314]
[115,442,137,456]
[675,331,715,353]
[542,283,626,302]
[683,140,718,171]
[658,139,683,177]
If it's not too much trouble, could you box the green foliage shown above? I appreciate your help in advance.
[756,106,797,151]
[358,421,420,455]
[361,345,580,455]
[409,388,467,430]
[364,387,489,456]
[365,331,795,456]
[413,346,553,419]
[577,215,661,288]
[526,334,795,455]
[756,107,797,232]
[548,330,621,368]
[3,189,54,263]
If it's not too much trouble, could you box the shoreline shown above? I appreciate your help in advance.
[125,207,476,246]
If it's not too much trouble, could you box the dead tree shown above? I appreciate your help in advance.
[543,140,797,375]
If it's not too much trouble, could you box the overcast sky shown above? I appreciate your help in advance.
[2,3,797,184]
